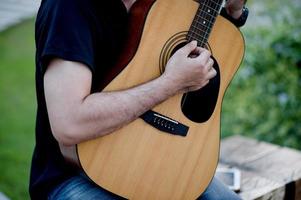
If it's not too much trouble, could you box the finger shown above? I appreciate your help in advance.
[189,47,206,58]
[179,40,198,56]
[196,49,211,64]
[206,68,217,80]
[186,86,201,92]
[201,80,210,88]
[204,58,214,72]
[191,47,207,55]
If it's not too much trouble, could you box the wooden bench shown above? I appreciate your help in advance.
[218,135,301,200]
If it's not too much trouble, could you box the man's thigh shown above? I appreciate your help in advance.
[48,174,124,200]
[198,178,241,200]
[48,174,240,200]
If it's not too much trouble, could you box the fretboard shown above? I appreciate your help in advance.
[187,0,223,47]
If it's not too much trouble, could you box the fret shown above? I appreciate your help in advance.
[187,29,208,41]
[200,3,219,17]
[191,24,210,37]
[199,1,219,16]
[190,23,212,38]
[187,0,223,46]
[195,13,216,30]
[186,35,207,47]
[191,14,214,33]
[187,34,206,44]
[198,10,217,20]
[198,1,220,23]
[201,0,223,8]
[187,30,206,42]
[187,29,209,39]
[192,11,213,29]
[196,15,214,26]
[194,16,214,27]
[187,31,208,45]
[200,1,220,12]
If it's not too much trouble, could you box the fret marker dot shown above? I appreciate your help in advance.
[208,9,211,13]
[203,21,206,24]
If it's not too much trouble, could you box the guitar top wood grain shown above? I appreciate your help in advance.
[70,0,245,199]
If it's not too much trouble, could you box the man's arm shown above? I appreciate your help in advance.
[44,41,216,146]
[222,0,248,27]
[225,0,246,19]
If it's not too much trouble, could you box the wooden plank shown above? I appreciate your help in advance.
[238,170,284,200]
[258,187,285,200]
[219,136,301,200]
[245,147,301,185]
[220,135,279,166]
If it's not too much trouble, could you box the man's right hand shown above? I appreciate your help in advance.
[162,40,216,93]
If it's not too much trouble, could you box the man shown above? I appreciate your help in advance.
[30,0,248,199]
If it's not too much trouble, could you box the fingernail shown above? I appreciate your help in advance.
[191,40,197,46]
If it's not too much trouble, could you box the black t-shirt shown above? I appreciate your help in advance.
[30,0,128,199]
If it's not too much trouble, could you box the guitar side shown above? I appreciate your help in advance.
[76,0,245,199]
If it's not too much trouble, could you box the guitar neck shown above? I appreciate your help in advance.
[187,0,223,47]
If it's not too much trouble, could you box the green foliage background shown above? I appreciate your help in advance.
[0,0,300,199]
[222,0,301,148]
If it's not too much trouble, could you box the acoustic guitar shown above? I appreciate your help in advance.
[60,0,245,199]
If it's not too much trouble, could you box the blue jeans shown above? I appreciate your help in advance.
[48,173,241,200]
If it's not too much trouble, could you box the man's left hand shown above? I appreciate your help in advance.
[225,0,246,19]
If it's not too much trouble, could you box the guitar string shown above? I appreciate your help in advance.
[188,0,220,42]
[191,1,210,43]
[187,1,216,46]
[188,1,212,45]
[197,0,221,45]
[191,24,210,38]
[188,0,222,46]
[183,0,213,106]
[197,0,225,47]
[198,0,221,21]
[188,0,221,45]
[203,0,223,8]
[200,3,220,19]
[181,0,222,107]
[188,1,205,41]
[182,0,222,107]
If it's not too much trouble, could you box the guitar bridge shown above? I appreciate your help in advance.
[140,110,189,137]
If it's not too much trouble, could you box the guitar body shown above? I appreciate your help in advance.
[77,0,245,199]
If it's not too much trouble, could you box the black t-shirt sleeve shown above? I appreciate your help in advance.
[36,0,95,74]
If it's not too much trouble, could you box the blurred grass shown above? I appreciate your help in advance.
[0,19,35,200]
